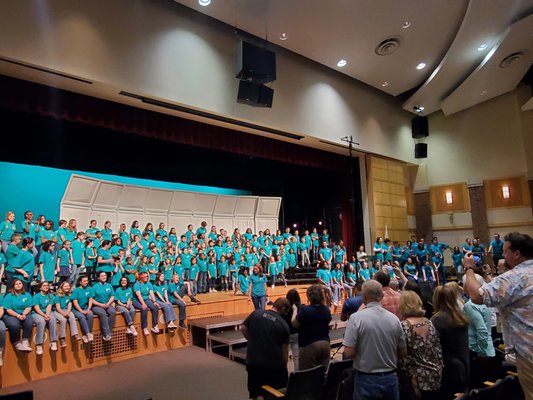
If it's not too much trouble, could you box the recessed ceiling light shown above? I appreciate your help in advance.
[381,81,389,87]
[416,62,426,70]
[280,33,288,41]
[413,105,424,113]
[477,44,488,51]
[337,59,347,67]
[402,21,411,29]
[198,0,211,6]
[480,90,487,96]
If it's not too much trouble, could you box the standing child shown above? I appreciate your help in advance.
[38,241,57,283]
[229,258,239,291]
[276,255,288,288]
[57,240,73,285]
[218,255,229,292]
[70,232,85,285]
[84,239,97,283]
[189,257,199,296]
[235,267,249,295]
[422,260,435,285]
[207,256,217,292]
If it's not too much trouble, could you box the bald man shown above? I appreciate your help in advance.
[343,280,406,400]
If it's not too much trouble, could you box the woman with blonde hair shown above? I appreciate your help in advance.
[398,290,442,399]
[431,285,469,400]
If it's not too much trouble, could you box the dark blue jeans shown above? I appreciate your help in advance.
[354,372,399,400]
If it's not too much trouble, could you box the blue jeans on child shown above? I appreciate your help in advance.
[132,299,158,329]
[73,309,94,335]
[116,305,136,326]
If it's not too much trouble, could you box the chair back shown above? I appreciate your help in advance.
[322,359,353,400]
[502,375,525,400]
[468,379,506,399]
[335,368,355,400]
[285,364,325,400]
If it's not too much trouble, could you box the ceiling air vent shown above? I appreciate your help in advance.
[374,37,401,56]
[499,52,524,69]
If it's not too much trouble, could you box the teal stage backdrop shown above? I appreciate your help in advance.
[0,162,250,225]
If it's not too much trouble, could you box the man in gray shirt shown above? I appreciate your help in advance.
[343,280,406,400]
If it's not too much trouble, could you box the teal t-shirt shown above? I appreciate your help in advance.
[317,268,332,284]
[189,264,199,280]
[84,247,97,267]
[4,293,32,314]
[38,251,56,282]
[238,274,249,294]
[58,248,71,267]
[114,287,133,305]
[249,273,267,297]
[13,249,35,282]
[97,248,114,272]
[207,262,217,277]
[359,268,370,281]
[268,262,277,276]
[72,286,94,310]
[71,240,85,265]
[218,261,229,276]
[319,247,332,261]
[153,284,169,301]
[198,258,208,273]
[32,292,55,314]
[0,221,16,241]
[133,281,153,301]
[40,228,57,243]
[5,243,20,273]
[21,220,38,240]
[55,293,72,310]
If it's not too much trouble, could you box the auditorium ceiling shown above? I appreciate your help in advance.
[175,0,533,116]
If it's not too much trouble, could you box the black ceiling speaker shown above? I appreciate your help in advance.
[236,41,276,84]
[415,143,428,159]
[237,80,273,108]
[412,116,429,139]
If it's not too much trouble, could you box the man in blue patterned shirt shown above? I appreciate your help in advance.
[464,232,533,400]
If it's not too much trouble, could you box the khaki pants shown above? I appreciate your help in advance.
[299,340,330,371]
[516,353,533,400]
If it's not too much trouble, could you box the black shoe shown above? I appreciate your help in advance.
[267,300,274,306]
[178,321,187,330]
[191,297,201,303]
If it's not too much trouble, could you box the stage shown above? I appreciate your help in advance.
[0,285,312,388]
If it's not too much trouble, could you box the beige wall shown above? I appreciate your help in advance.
[0,0,415,163]
[422,90,529,188]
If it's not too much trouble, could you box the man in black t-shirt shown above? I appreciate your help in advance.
[241,298,291,399]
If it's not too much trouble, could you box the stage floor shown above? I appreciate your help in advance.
[0,347,248,400]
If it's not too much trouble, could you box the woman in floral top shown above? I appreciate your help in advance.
[398,290,443,399]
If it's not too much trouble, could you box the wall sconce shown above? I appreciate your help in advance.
[501,185,510,199]
[445,191,453,204]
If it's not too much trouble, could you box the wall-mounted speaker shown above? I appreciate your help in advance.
[415,143,427,159]
[412,116,429,139]
[236,41,276,84]
[237,81,273,108]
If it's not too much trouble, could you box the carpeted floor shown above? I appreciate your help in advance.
[0,347,248,400]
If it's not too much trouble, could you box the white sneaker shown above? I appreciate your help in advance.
[82,335,89,343]
[36,345,43,355]
[21,341,32,352]
[126,326,132,334]
[168,321,177,329]
[143,328,150,336]
[50,342,58,351]
[103,334,112,341]
[151,326,160,334]
[130,326,138,336]
[87,333,94,342]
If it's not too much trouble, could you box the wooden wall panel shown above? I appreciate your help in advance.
[430,182,470,214]
[367,156,409,242]
[485,176,530,209]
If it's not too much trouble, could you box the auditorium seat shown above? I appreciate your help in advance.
[0,390,33,400]
[262,364,325,400]
[322,359,352,400]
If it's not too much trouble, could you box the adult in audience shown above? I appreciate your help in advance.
[241,298,290,400]
[292,284,331,371]
[462,273,496,387]
[463,232,533,400]
[431,285,469,400]
[398,290,442,399]
[343,280,406,400]
[284,289,301,371]
[340,282,363,321]
[359,271,401,318]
